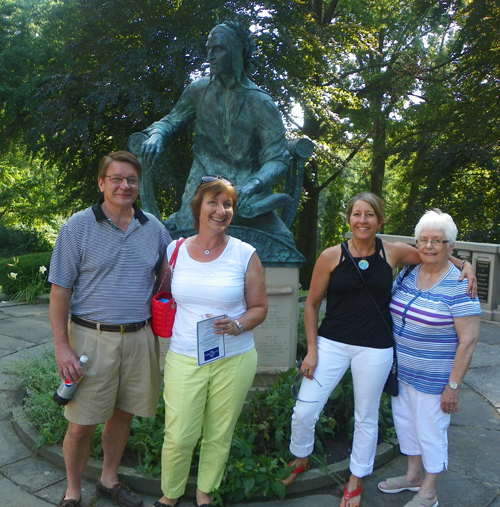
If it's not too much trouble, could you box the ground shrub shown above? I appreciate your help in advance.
[0,252,52,299]
[5,344,394,505]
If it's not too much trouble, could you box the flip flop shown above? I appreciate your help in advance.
[403,494,438,507]
[281,459,310,485]
[343,483,363,502]
[378,475,421,494]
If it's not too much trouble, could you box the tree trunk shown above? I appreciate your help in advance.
[296,174,320,290]
[370,94,387,196]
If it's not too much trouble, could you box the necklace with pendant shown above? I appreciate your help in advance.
[196,235,225,255]
[351,238,375,270]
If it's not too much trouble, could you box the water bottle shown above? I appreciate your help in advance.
[53,355,88,406]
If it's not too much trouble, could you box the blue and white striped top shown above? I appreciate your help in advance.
[390,263,482,395]
[49,199,171,324]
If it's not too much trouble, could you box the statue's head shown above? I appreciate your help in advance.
[207,20,256,82]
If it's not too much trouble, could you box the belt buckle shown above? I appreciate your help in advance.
[120,324,126,334]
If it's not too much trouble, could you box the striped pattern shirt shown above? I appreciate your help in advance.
[390,263,482,395]
[48,199,171,324]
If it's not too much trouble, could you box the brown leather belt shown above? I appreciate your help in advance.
[70,315,149,333]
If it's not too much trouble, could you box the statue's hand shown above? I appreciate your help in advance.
[236,179,261,209]
[141,133,163,167]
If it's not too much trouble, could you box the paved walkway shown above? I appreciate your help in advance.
[0,301,499,507]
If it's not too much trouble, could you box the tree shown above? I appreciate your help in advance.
[2,0,498,282]
[250,0,468,286]
[385,0,500,243]
[0,145,62,229]
[0,0,61,154]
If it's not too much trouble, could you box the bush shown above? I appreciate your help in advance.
[4,347,104,454]
[0,225,53,258]
[5,346,394,505]
[0,252,52,299]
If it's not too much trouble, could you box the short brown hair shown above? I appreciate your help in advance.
[190,179,238,231]
[346,191,385,225]
[97,151,142,180]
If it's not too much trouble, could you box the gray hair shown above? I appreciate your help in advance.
[414,209,458,243]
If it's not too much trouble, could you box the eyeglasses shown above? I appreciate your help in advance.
[416,238,450,247]
[291,372,322,403]
[104,175,140,186]
[201,175,233,186]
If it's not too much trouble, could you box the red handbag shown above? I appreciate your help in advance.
[151,238,186,338]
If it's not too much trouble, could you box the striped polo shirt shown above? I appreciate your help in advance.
[49,198,171,324]
[390,263,482,395]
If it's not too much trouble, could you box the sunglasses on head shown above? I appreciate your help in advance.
[200,175,233,186]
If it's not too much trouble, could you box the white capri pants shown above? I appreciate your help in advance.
[290,336,393,478]
[392,381,451,474]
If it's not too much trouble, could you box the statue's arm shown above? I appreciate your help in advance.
[238,98,291,206]
[141,83,197,166]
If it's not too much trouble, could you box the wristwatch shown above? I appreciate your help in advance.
[448,381,461,390]
[234,320,243,335]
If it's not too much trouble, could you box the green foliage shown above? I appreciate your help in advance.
[6,343,394,504]
[127,394,166,477]
[0,252,52,299]
[0,147,67,230]
[0,225,53,258]
[2,0,499,267]
[384,0,500,243]
[4,346,104,456]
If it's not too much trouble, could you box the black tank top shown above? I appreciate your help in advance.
[317,236,393,348]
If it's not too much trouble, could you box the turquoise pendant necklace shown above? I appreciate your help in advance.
[351,239,375,270]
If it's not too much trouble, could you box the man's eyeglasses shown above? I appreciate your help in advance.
[201,175,233,186]
[104,175,140,186]
[416,238,450,247]
[291,372,322,403]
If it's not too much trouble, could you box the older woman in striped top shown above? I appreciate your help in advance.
[378,210,482,507]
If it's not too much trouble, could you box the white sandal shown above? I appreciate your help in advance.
[403,494,438,507]
[378,476,421,494]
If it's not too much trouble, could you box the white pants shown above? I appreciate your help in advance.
[290,336,393,478]
[392,381,450,473]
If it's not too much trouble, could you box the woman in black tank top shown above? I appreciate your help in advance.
[280,192,476,507]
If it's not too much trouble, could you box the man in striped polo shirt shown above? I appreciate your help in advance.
[49,151,171,507]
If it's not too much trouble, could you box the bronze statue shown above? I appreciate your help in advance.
[140,20,296,246]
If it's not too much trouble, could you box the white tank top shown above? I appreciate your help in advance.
[167,236,256,359]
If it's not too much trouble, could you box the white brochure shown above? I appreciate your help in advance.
[197,314,226,366]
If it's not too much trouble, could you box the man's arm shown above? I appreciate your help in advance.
[49,284,82,382]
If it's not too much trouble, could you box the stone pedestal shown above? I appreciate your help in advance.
[252,266,299,389]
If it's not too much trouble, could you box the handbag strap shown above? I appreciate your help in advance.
[157,237,186,294]
[342,240,395,343]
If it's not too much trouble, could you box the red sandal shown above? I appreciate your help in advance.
[281,459,310,485]
[343,483,363,503]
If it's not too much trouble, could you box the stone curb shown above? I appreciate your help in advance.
[10,401,400,498]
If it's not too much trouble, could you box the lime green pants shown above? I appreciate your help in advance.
[160,348,257,498]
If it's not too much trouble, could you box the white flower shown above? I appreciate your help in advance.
[8,272,17,279]
[39,266,47,273]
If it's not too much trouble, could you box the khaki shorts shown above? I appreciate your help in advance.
[65,321,161,425]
